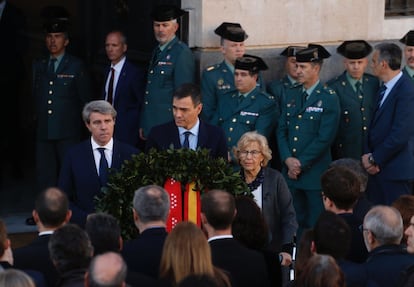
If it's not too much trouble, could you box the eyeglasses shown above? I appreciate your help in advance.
[238,150,262,158]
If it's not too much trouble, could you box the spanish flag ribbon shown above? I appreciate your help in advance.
[164,177,182,232]
[184,181,201,227]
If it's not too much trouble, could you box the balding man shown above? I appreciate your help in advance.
[85,252,127,287]
[362,205,414,287]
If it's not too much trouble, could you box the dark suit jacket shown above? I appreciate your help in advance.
[13,234,58,287]
[364,244,414,287]
[122,227,168,278]
[209,238,270,287]
[262,167,297,252]
[339,213,368,263]
[58,138,138,226]
[366,74,414,181]
[145,120,228,159]
[103,60,145,146]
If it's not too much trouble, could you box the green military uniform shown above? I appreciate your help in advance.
[33,52,91,190]
[215,86,278,152]
[201,61,265,123]
[277,81,340,233]
[403,66,414,81]
[327,72,379,159]
[268,75,299,111]
[140,37,195,137]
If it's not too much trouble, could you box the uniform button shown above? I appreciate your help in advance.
[228,137,232,142]
[48,100,52,104]
[363,126,367,130]
[49,81,53,85]
[168,108,171,111]
[361,107,365,111]
[339,144,343,147]
[295,125,299,130]
[298,115,302,119]
[310,116,313,120]
[49,90,53,95]
[148,80,151,84]
[161,71,165,74]
[229,128,233,132]
[145,101,148,105]
[287,113,290,116]
[48,110,52,114]
[232,118,237,123]
[145,91,149,94]
[292,148,297,153]
[363,117,366,121]
[358,95,363,99]
[150,70,154,74]
[246,120,250,124]
[293,137,298,141]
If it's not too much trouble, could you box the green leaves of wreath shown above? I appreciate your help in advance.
[95,147,250,240]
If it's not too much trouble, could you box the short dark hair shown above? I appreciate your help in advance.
[85,213,121,255]
[313,211,351,260]
[375,42,402,71]
[49,224,93,273]
[321,166,360,210]
[201,190,235,230]
[35,187,69,227]
[173,83,202,106]
[133,185,170,223]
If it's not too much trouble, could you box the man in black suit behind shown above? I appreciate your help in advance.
[145,83,228,160]
[13,187,72,287]
[201,189,270,287]
[122,185,170,279]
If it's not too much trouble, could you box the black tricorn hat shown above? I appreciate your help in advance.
[280,46,307,57]
[399,30,414,46]
[41,6,70,33]
[296,44,331,63]
[337,40,372,59]
[235,54,268,73]
[214,22,248,42]
[151,4,185,21]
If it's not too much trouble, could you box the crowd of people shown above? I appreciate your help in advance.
[2,0,414,286]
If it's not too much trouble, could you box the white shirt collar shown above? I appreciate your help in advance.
[91,137,114,151]
[111,56,126,72]
[178,118,200,137]
[208,235,233,242]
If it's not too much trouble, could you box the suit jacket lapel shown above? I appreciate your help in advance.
[114,61,127,107]
[372,77,402,124]
[197,120,207,148]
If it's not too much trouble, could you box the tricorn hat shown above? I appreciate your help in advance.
[235,54,268,73]
[296,44,331,63]
[214,22,248,42]
[41,5,70,33]
[151,4,185,22]
[337,40,373,59]
[399,30,414,46]
[280,46,307,57]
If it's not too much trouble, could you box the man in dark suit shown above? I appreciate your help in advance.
[33,8,91,192]
[122,185,169,279]
[146,83,228,159]
[361,43,414,205]
[58,100,138,226]
[13,187,71,287]
[201,189,270,287]
[103,30,145,148]
[362,206,414,287]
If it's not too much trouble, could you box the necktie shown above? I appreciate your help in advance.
[377,85,387,108]
[98,148,109,186]
[151,47,161,67]
[355,82,363,97]
[48,58,56,74]
[183,131,191,149]
[107,68,115,105]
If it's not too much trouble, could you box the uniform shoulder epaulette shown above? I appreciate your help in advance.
[323,86,336,95]
[326,75,341,86]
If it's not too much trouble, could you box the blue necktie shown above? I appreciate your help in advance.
[98,148,109,186]
[183,131,191,149]
[377,85,387,108]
